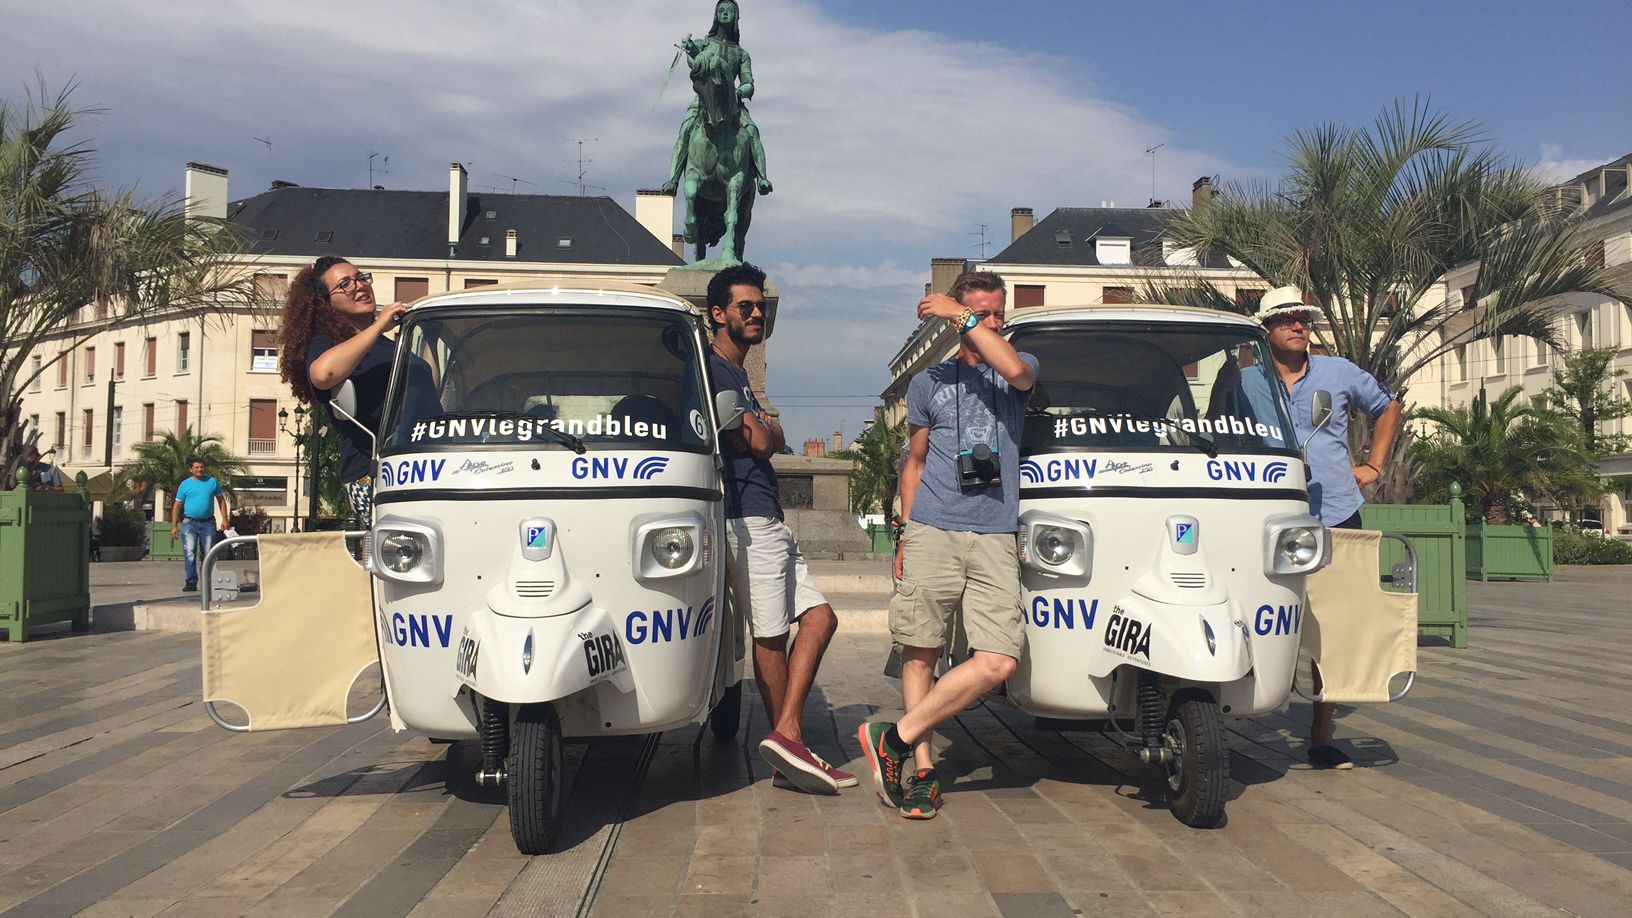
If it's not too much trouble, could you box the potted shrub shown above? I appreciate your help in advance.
[98,503,150,562]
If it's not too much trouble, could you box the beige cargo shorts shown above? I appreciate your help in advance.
[889,522,1025,659]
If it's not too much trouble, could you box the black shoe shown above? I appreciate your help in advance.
[183,582,198,593]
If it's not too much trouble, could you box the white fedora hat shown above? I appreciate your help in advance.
[1253,286,1318,324]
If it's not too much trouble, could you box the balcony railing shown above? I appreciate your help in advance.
[248,438,278,456]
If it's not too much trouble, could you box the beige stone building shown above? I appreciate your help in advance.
[882,178,1268,424]
[17,161,684,525]
[1409,154,1632,535]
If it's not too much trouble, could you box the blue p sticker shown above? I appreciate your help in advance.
[1174,522,1195,545]
[525,526,549,550]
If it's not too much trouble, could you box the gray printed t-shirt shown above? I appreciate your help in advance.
[905,353,1038,534]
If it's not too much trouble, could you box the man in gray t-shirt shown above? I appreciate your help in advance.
[859,271,1038,820]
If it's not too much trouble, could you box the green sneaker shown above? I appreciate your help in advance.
[900,767,941,820]
[858,721,908,809]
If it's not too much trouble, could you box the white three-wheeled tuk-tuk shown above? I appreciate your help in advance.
[199,281,748,854]
[1001,304,1416,828]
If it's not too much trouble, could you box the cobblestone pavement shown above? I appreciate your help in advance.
[1,567,1629,916]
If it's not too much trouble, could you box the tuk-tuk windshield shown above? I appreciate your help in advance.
[381,308,711,452]
[1010,321,1297,453]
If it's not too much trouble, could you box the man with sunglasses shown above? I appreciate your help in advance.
[706,263,854,794]
[1221,286,1402,769]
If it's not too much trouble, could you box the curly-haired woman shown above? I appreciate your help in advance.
[277,256,409,528]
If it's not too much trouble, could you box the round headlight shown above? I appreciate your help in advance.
[380,532,424,573]
[1035,526,1075,566]
[1277,527,1319,568]
[652,527,695,569]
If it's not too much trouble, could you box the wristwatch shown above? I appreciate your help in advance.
[951,307,979,334]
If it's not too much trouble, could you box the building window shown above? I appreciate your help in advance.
[54,412,66,449]
[30,356,41,392]
[83,346,95,384]
[1575,311,1593,349]
[177,332,191,372]
[396,277,429,302]
[57,353,68,388]
[464,278,497,288]
[111,406,123,453]
[144,337,157,377]
[1455,344,1468,381]
[1532,338,1549,368]
[251,330,279,372]
[248,399,278,455]
[114,341,126,380]
[1460,284,1477,310]
[1490,337,1504,375]
[176,399,189,435]
[28,414,39,439]
[82,408,94,458]
[1102,286,1134,305]
[1014,285,1045,309]
[253,272,289,301]
[143,403,155,441]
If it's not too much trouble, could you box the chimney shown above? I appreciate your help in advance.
[929,258,965,295]
[1010,207,1034,243]
[1192,176,1213,213]
[184,162,229,221]
[803,438,824,458]
[505,228,518,258]
[448,162,469,255]
[635,189,675,246]
[269,179,299,191]
[832,431,842,453]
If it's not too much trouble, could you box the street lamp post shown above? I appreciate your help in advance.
[277,405,308,532]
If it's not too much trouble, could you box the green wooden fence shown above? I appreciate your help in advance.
[1,469,92,642]
[1359,483,1469,649]
[1467,522,1553,582]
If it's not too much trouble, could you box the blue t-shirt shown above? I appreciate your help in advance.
[1241,354,1394,525]
[906,353,1038,534]
[708,353,782,521]
[174,476,222,521]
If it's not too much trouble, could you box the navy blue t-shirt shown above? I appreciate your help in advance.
[307,334,395,484]
[708,352,781,521]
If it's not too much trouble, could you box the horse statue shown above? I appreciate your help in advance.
[660,1,770,267]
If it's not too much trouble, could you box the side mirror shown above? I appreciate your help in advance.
[329,380,377,451]
[1300,390,1334,454]
[714,390,747,432]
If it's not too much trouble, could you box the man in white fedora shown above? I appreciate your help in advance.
[1219,285,1403,768]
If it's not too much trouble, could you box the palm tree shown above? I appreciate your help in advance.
[1411,387,1599,523]
[834,412,908,517]
[118,429,250,499]
[1144,100,1627,495]
[1,82,253,482]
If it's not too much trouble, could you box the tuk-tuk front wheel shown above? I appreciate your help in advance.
[709,682,743,739]
[1162,689,1227,829]
[507,703,564,854]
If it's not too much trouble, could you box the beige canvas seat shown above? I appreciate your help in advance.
[201,532,381,730]
[1300,528,1417,703]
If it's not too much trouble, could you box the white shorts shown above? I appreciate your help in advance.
[726,516,828,640]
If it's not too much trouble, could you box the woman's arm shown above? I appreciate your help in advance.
[308,304,407,393]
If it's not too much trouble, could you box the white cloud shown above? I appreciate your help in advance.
[1532,143,1611,185]
[1,0,1244,441]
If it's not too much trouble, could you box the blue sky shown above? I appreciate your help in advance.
[3,0,1627,445]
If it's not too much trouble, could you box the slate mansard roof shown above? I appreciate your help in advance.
[226,186,684,266]
[987,206,1234,269]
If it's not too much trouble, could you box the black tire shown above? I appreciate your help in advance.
[507,704,564,855]
[709,682,743,740]
[1163,689,1228,829]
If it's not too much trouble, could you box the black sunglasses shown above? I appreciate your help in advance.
[726,298,766,317]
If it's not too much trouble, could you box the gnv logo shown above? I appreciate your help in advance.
[1019,457,1097,485]
[1205,459,1293,484]
[624,598,715,645]
[380,458,446,487]
[570,455,670,480]
[1254,602,1303,636]
[1029,596,1099,630]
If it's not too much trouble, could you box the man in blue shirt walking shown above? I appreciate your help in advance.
[170,456,228,593]
[1224,286,1403,768]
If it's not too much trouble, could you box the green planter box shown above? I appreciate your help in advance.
[1,484,92,642]
[1466,522,1553,582]
[148,521,184,560]
[867,523,894,554]
[1360,493,1469,649]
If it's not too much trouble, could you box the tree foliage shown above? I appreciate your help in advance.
[116,429,250,499]
[1540,346,1632,456]
[1410,387,1599,523]
[1,81,254,481]
[833,411,908,517]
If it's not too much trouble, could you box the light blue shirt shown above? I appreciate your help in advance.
[174,476,222,521]
[1242,355,1394,526]
[906,353,1039,534]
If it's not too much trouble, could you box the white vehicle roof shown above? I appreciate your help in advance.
[407,279,701,316]
[1006,302,1260,331]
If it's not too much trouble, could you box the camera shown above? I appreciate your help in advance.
[957,443,1000,488]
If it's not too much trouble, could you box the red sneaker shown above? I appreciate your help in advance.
[808,749,859,788]
[758,731,840,795]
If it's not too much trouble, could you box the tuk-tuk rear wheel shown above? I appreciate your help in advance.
[709,683,743,739]
[1162,689,1227,829]
[507,703,564,855]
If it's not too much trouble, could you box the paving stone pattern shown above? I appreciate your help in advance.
[1,568,1629,915]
